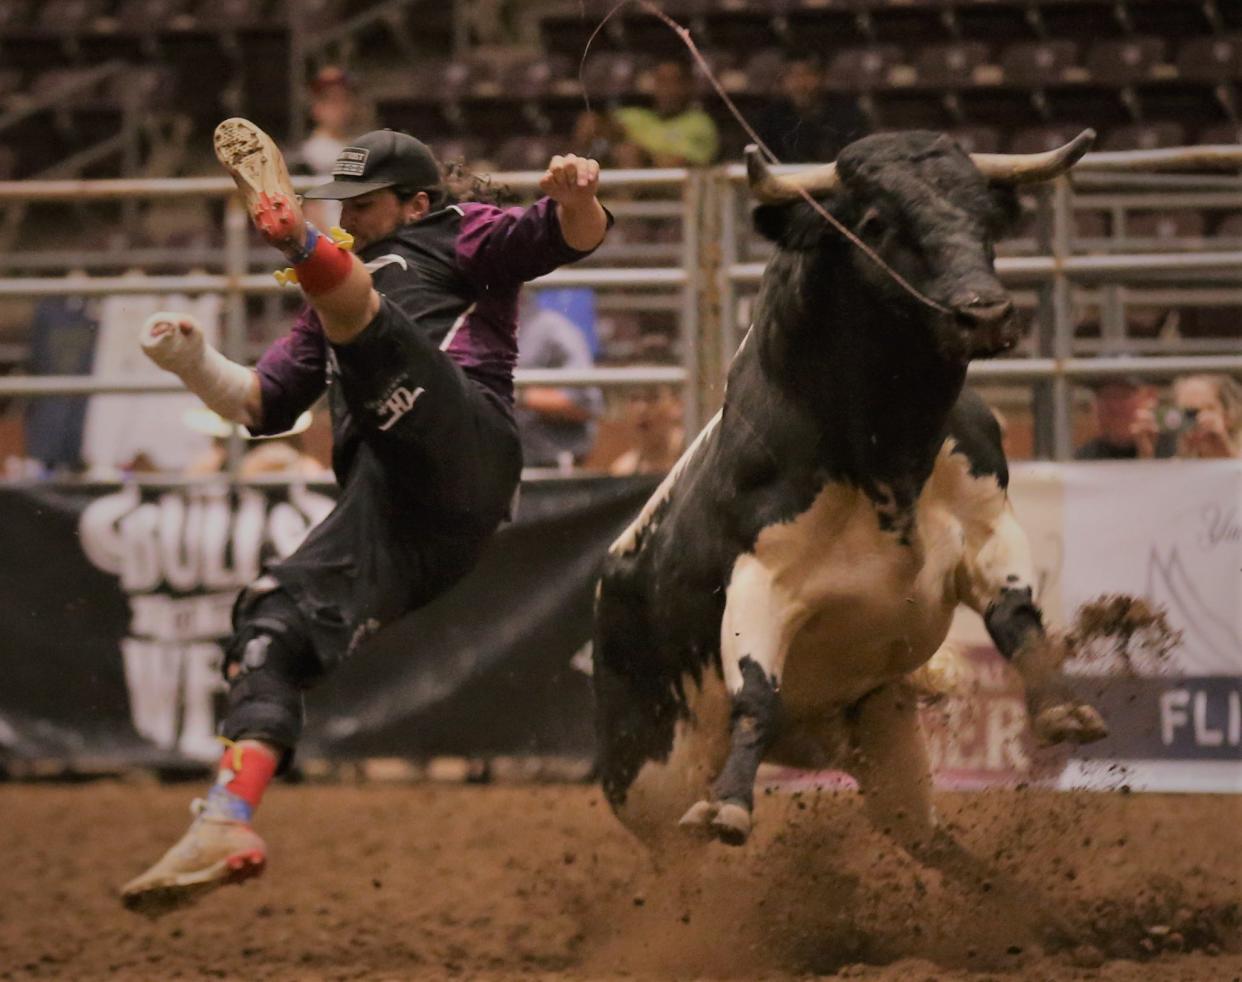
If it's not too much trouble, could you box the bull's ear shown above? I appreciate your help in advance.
[752,202,826,251]
[752,203,791,243]
[985,185,1022,238]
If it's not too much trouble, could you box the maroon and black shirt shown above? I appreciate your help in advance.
[251,198,597,440]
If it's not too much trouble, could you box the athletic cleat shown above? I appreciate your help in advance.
[213,117,306,255]
[120,801,267,918]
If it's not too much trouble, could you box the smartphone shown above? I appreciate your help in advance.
[1156,403,1199,436]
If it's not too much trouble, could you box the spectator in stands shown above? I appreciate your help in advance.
[297,66,359,176]
[182,408,325,478]
[610,383,685,476]
[1133,373,1242,459]
[293,66,360,229]
[23,294,98,475]
[515,291,603,470]
[574,59,719,168]
[1075,376,1175,460]
[753,53,868,164]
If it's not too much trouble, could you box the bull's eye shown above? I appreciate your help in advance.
[857,207,886,240]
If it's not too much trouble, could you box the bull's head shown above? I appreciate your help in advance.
[747,130,1093,361]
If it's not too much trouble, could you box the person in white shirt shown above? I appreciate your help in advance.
[294,66,359,229]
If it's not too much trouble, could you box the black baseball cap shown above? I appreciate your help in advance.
[303,129,442,200]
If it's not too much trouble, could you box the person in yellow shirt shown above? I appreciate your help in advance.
[576,59,720,168]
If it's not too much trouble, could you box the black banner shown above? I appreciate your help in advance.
[0,476,657,769]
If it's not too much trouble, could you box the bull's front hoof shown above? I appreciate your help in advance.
[677,800,719,840]
[1032,701,1109,746]
[677,799,753,846]
[710,801,752,846]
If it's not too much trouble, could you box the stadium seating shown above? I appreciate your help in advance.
[579,52,649,101]
[1000,40,1082,86]
[0,1,30,31]
[37,0,109,32]
[496,135,559,172]
[739,48,786,97]
[115,0,191,30]
[1176,35,1242,84]
[915,42,994,88]
[825,46,906,92]
[1085,37,1169,86]
[1100,121,1188,151]
[0,0,1237,222]
[945,126,1002,154]
[0,0,1235,438]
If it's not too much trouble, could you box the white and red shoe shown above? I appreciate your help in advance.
[120,798,267,917]
[213,116,306,256]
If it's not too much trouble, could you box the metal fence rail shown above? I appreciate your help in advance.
[1,162,1240,466]
[0,167,701,479]
[717,159,1242,458]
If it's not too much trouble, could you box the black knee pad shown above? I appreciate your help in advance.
[220,590,319,754]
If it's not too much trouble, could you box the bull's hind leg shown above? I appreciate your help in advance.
[594,569,733,851]
[595,658,732,852]
[849,682,1002,881]
[847,680,1075,942]
[848,681,939,853]
[678,555,806,846]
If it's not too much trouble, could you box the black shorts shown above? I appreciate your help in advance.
[255,295,523,668]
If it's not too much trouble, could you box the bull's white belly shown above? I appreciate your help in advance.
[744,443,1002,712]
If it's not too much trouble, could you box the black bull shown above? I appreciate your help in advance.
[591,130,1109,856]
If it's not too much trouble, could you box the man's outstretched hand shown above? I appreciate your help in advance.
[540,154,601,207]
[541,154,607,252]
[140,311,205,375]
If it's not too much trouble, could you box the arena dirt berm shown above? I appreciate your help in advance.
[2,780,1238,981]
[4,598,1238,979]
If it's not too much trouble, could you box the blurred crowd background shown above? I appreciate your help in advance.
[1,0,1240,479]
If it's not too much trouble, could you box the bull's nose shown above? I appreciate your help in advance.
[953,296,1013,328]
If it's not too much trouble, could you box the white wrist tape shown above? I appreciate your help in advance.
[180,344,257,427]
[140,311,256,426]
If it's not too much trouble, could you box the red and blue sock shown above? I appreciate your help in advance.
[283,223,354,296]
[203,740,278,823]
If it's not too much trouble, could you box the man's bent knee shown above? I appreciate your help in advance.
[221,593,319,756]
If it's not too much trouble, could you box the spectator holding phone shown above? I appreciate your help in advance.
[1075,376,1175,460]
[1133,373,1242,459]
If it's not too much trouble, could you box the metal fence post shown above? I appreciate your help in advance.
[717,169,739,399]
[692,169,727,423]
[1049,178,1075,459]
[223,197,249,477]
[680,171,703,438]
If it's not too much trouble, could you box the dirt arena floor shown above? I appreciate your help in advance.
[1,782,1239,981]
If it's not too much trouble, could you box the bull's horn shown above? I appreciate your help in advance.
[971,129,1096,185]
[745,144,839,203]
[1071,145,1242,173]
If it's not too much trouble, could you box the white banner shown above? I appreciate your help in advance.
[995,461,1240,792]
[1058,461,1242,678]
[81,293,222,473]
